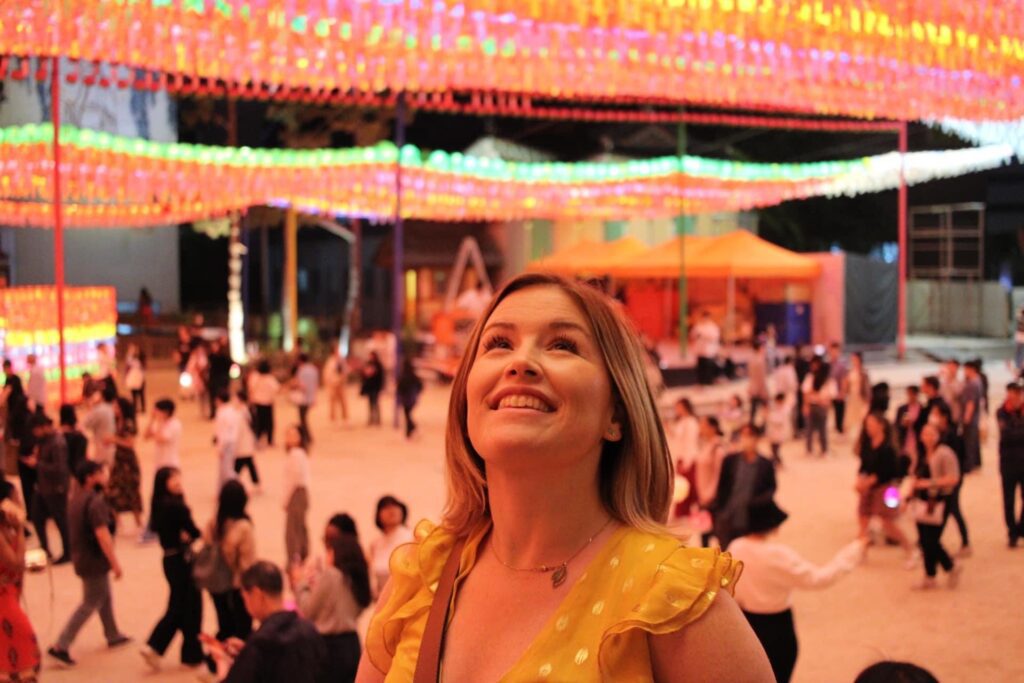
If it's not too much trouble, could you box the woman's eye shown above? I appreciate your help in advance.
[550,336,579,353]
[482,335,512,352]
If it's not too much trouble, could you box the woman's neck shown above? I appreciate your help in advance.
[486,456,611,568]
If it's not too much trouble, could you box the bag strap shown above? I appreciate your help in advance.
[414,536,466,683]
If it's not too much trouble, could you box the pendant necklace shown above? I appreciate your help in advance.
[491,518,614,589]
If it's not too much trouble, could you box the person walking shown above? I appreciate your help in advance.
[232,390,261,491]
[747,341,770,426]
[693,416,727,545]
[960,360,984,472]
[910,424,964,590]
[996,383,1024,547]
[5,376,34,514]
[940,359,963,424]
[845,352,871,438]
[25,353,47,413]
[124,342,147,416]
[248,360,280,448]
[207,339,233,421]
[691,310,721,386]
[729,500,865,683]
[292,353,319,443]
[367,495,413,598]
[140,467,204,671]
[60,404,88,477]
[29,413,71,563]
[928,407,971,556]
[766,393,792,467]
[0,494,42,680]
[802,357,836,458]
[322,343,349,424]
[290,532,371,683]
[396,359,423,439]
[896,385,924,475]
[214,391,241,490]
[711,424,778,549]
[48,461,131,667]
[793,346,811,436]
[83,383,118,467]
[283,425,311,567]
[827,343,848,437]
[106,398,144,534]
[205,480,256,642]
[359,352,384,427]
[670,398,700,519]
[855,413,914,559]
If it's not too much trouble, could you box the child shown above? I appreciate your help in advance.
[766,393,792,466]
[283,424,311,569]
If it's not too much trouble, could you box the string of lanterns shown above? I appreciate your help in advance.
[1,1,1022,120]
[0,124,1012,227]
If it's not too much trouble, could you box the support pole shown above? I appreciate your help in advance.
[226,97,247,362]
[897,122,908,360]
[392,94,406,429]
[51,56,67,405]
[675,120,692,357]
[283,208,298,352]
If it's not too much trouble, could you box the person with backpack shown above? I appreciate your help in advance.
[48,461,131,667]
[140,467,204,671]
[202,480,256,642]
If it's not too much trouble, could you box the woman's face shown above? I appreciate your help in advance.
[466,286,619,472]
[166,472,183,496]
[378,504,404,530]
[920,423,939,450]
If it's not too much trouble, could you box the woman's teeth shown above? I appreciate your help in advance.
[497,394,553,412]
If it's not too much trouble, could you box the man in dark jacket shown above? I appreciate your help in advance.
[217,561,325,683]
[997,383,1024,547]
[30,413,71,563]
[712,423,777,550]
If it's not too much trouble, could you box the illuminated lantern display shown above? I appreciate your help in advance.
[1,1,1022,121]
[0,125,1013,226]
[0,286,117,404]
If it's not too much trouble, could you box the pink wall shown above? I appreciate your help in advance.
[808,253,845,344]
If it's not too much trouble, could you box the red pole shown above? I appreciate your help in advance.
[51,56,67,404]
[897,122,908,360]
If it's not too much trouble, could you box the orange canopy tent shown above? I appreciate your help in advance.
[604,235,715,279]
[687,230,821,279]
[529,236,650,275]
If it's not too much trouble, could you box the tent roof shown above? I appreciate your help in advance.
[608,230,820,279]
[529,237,649,275]
[605,235,715,279]
[689,230,821,279]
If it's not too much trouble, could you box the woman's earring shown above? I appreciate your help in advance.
[606,426,620,440]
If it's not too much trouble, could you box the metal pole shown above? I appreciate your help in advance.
[898,122,908,359]
[675,120,691,357]
[51,56,67,404]
[283,208,298,352]
[392,94,406,429]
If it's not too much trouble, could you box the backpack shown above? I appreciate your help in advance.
[192,538,233,593]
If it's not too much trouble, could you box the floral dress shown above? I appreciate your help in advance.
[1,519,41,681]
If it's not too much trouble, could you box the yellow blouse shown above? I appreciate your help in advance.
[366,520,741,681]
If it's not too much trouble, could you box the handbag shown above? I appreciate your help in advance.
[192,540,234,593]
[910,497,946,526]
[413,537,466,683]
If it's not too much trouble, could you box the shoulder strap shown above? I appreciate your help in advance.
[414,537,467,683]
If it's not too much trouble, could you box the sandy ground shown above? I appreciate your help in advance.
[17,362,1024,683]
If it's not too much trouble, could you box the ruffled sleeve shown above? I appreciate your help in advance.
[364,519,460,678]
[598,543,742,678]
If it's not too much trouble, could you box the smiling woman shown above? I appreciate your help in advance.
[356,273,773,683]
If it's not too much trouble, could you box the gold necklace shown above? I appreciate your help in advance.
[490,518,615,589]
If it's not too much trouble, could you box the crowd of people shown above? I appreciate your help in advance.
[664,335,1024,681]
[1,295,1017,682]
[0,337,423,683]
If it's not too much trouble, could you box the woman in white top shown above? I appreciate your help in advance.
[844,351,871,438]
[693,415,727,545]
[729,500,866,683]
[323,343,350,423]
[248,360,280,447]
[366,495,413,599]
[802,357,837,457]
[670,398,700,519]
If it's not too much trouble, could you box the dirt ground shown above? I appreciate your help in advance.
[18,363,1024,683]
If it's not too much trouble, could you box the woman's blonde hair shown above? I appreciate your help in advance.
[442,273,672,537]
